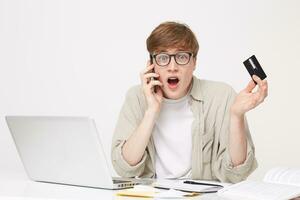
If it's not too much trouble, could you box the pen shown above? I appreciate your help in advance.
[183,180,223,188]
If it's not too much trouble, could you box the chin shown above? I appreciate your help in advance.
[163,90,184,100]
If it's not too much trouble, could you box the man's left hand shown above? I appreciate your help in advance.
[231,75,268,117]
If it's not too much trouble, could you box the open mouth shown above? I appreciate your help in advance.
[167,77,179,89]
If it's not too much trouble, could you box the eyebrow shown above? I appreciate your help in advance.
[158,49,189,54]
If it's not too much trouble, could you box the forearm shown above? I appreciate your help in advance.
[122,109,157,166]
[229,113,248,167]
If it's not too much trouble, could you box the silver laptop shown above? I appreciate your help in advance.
[5,116,136,189]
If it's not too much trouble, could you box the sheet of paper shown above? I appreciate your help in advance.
[116,185,199,199]
[218,180,300,200]
[153,179,227,193]
[0,197,70,200]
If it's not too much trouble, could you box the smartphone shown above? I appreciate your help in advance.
[149,54,157,93]
[243,55,267,84]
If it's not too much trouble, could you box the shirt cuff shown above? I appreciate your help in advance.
[112,140,148,177]
[224,140,258,177]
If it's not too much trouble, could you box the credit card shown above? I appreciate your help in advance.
[243,55,267,83]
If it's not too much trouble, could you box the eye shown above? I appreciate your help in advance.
[177,53,189,60]
[157,54,169,62]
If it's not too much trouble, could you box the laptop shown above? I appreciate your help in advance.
[5,116,137,189]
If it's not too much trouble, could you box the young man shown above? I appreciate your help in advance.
[111,21,268,183]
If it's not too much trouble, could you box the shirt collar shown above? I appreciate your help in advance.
[190,76,204,102]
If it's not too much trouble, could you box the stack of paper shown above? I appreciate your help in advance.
[153,179,229,193]
[116,185,199,199]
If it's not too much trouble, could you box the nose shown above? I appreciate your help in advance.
[167,56,178,72]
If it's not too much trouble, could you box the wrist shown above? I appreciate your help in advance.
[145,108,159,119]
[230,110,245,122]
[230,105,245,119]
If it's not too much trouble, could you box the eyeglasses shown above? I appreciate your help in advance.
[151,52,193,67]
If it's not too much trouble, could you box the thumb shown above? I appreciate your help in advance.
[244,79,256,93]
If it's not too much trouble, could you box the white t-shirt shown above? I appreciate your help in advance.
[153,94,194,179]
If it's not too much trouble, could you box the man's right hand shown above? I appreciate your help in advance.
[121,62,164,166]
[140,61,163,117]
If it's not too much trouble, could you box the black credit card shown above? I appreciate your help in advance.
[243,55,267,82]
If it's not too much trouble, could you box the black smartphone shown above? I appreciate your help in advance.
[243,55,267,84]
[150,54,153,65]
[149,54,157,93]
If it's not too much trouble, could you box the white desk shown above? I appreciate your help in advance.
[0,170,223,200]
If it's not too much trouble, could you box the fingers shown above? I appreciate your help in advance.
[257,82,268,103]
[141,63,154,76]
[143,73,159,83]
[244,79,256,93]
[260,79,268,97]
[252,75,263,86]
[139,62,163,95]
[240,75,268,111]
[148,80,163,89]
[140,63,156,83]
[252,75,268,103]
[246,75,268,93]
[145,79,163,96]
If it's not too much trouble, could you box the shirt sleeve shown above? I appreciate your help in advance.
[111,87,149,177]
[212,87,258,183]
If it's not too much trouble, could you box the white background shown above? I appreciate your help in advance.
[0,0,299,180]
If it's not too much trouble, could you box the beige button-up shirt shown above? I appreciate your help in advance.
[111,76,257,183]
